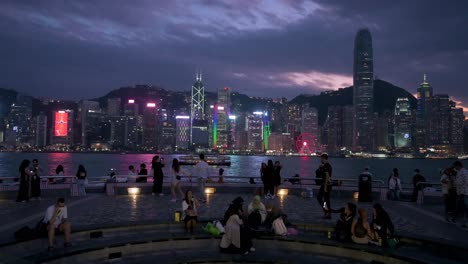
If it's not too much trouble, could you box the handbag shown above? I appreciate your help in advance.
[272,218,288,236]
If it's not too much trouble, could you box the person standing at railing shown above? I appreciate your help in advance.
[264,160,275,199]
[316,154,333,219]
[31,159,43,200]
[388,168,401,201]
[193,153,210,201]
[170,158,185,202]
[441,167,457,222]
[151,156,165,196]
[453,161,468,228]
[76,165,87,196]
[273,161,282,197]
[260,163,267,196]
[16,160,34,203]
[411,169,426,202]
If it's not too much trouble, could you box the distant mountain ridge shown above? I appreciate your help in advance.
[290,79,417,125]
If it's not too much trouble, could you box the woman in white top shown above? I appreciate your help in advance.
[182,189,199,233]
[171,159,185,202]
[388,168,402,201]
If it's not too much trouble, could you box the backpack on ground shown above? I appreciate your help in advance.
[272,218,288,236]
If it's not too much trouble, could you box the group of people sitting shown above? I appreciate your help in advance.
[334,202,396,247]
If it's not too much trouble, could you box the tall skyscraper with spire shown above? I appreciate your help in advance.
[353,28,374,151]
[190,71,205,146]
[414,74,433,149]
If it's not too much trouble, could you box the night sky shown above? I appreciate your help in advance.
[0,0,467,111]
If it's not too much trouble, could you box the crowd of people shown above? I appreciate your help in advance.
[11,155,468,253]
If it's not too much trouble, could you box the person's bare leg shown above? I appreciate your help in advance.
[176,182,184,198]
[171,184,176,200]
[47,225,55,247]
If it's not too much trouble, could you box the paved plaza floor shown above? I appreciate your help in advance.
[0,191,467,247]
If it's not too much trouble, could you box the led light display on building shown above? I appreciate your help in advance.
[54,111,68,136]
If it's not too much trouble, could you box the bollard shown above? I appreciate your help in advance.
[175,211,181,222]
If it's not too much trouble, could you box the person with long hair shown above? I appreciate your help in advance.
[151,156,165,196]
[372,203,395,246]
[182,189,199,233]
[17,160,34,202]
[54,164,65,183]
[31,159,42,200]
[76,165,87,196]
[333,202,357,242]
[351,208,374,244]
[170,158,185,202]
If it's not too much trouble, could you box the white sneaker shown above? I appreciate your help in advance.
[250,247,256,252]
[170,199,176,202]
[159,193,164,197]
[244,251,249,255]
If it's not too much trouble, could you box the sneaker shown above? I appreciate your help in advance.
[250,247,256,252]
[158,193,164,197]
[244,251,250,255]
[152,193,156,196]
[170,199,177,202]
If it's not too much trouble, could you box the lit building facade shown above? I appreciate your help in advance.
[429,95,451,146]
[107,98,121,117]
[353,28,374,151]
[246,112,267,152]
[142,103,158,150]
[176,115,190,150]
[394,98,413,148]
[50,109,74,146]
[190,72,205,145]
[414,74,433,149]
[35,113,47,147]
[449,107,465,154]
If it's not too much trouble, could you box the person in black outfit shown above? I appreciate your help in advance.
[152,156,165,196]
[17,160,34,202]
[260,163,267,195]
[273,161,282,196]
[264,160,275,199]
[31,159,42,200]
[76,164,87,196]
[316,154,332,219]
[411,169,426,202]
[333,202,357,242]
[136,163,148,183]
[371,203,395,246]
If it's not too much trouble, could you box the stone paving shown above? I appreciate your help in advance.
[0,191,467,247]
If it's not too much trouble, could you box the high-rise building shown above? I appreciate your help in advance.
[142,103,158,150]
[394,98,413,148]
[342,105,354,150]
[35,113,47,147]
[301,106,319,137]
[190,72,205,145]
[5,94,33,146]
[125,115,142,150]
[449,107,464,154]
[124,99,139,116]
[78,100,101,146]
[414,74,433,149]
[246,112,266,152]
[160,120,176,152]
[109,116,127,148]
[428,95,451,146]
[50,109,74,146]
[268,132,293,152]
[228,115,237,149]
[107,98,121,117]
[325,106,343,153]
[353,28,374,151]
[176,115,190,150]
[215,87,231,149]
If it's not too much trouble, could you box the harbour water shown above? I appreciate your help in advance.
[0,152,457,184]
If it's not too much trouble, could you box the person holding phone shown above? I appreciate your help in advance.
[43,198,71,250]
[182,190,199,233]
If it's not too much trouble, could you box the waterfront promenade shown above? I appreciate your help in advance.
[0,188,467,263]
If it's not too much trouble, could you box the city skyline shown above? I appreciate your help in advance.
[1,0,468,111]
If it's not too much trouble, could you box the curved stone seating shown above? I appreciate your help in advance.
[1,223,466,264]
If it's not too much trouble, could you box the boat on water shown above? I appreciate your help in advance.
[179,155,231,166]
[457,154,468,160]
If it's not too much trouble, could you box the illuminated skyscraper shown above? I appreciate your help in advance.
[35,113,47,147]
[142,103,158,150]
[394,98,413,148]
[414,74,433,149]
[216,87,230,149]
[176,115,190,150]
[50,109,74,146]
[190,72,205,145]
[353,28,374,151]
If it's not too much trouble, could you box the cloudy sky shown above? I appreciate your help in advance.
[0,0,467,110]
